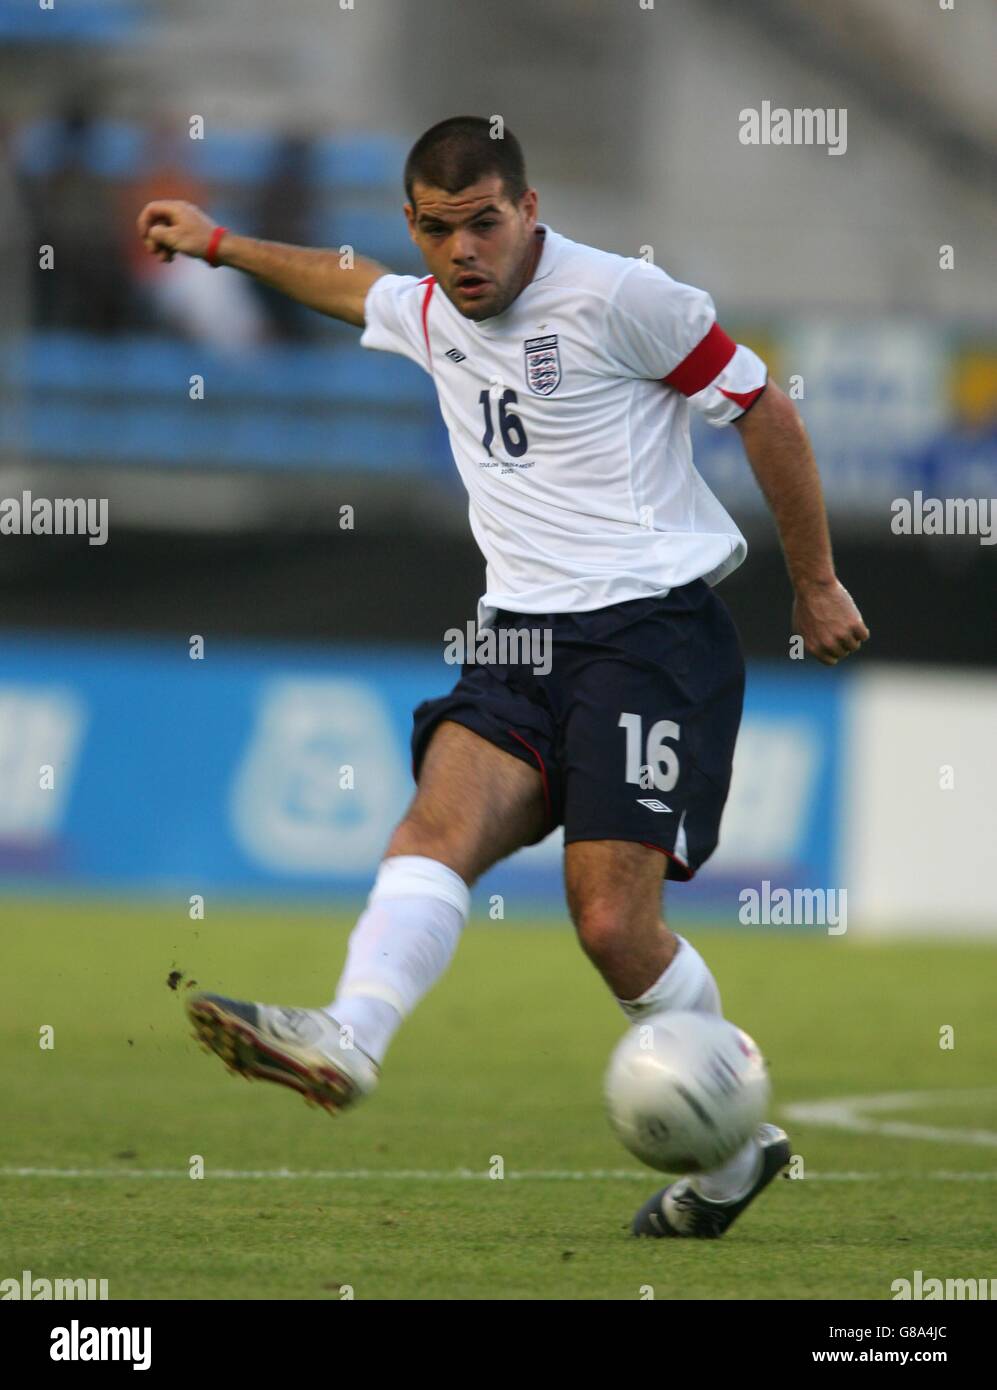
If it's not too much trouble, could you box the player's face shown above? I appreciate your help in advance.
[405,177,540,321]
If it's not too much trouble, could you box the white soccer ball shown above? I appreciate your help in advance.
[605,1011,771,1173]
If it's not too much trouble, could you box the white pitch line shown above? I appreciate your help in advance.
[0,1166,994,1183]
[6,1092,996,1185]
[783,1088,997,1148]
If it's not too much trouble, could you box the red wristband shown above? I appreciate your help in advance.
[205,225,228,267]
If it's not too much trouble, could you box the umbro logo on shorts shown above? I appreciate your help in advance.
[636,798,672,813]
[445,347,467,362]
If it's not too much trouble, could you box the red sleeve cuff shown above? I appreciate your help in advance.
[661,322,737,396]
[720,382,767,413]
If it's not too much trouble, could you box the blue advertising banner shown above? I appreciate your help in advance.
[0,632,844,917]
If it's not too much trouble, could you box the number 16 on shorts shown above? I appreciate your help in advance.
[618,712,681,792]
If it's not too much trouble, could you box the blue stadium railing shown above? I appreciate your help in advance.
[0,0,143,42]
[12,120,410,193]
[13,121,421,268]
[7,122,450,473]
[1,332,447,474]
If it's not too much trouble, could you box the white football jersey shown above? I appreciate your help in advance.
[360,223,767,626]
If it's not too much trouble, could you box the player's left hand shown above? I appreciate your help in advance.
[792,578,869,666]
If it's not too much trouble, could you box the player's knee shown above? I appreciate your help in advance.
[572,901,634,971]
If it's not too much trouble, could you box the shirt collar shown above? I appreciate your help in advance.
[531,222,560,283]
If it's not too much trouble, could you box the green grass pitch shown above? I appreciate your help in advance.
[1,899,994,1300]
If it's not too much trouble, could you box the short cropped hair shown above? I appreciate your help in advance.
[404,116,528,208]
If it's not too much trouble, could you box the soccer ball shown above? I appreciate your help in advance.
[605,1011,770,1173]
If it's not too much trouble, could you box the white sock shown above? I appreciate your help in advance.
[326,855,469,1065]
[616,934,723,1021]
[694,1137,762,1202]
[617,934,760,1201]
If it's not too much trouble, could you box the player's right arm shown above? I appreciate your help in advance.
[135,200,387,328]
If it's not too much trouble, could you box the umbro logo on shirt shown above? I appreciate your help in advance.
[637,798,672,813]
[444,347,467,363]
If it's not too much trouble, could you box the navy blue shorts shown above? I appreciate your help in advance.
[411,580,745,880]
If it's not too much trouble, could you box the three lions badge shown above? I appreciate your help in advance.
[524,334,561,396]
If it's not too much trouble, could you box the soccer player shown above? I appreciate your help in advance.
[137,117,869,1239]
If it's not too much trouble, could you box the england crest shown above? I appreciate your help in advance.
[524,333,561,396]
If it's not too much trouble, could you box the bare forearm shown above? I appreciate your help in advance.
[216,233,387,327]
[735,382,834,594]
[734,380,869,663]
[135,199,387,327]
